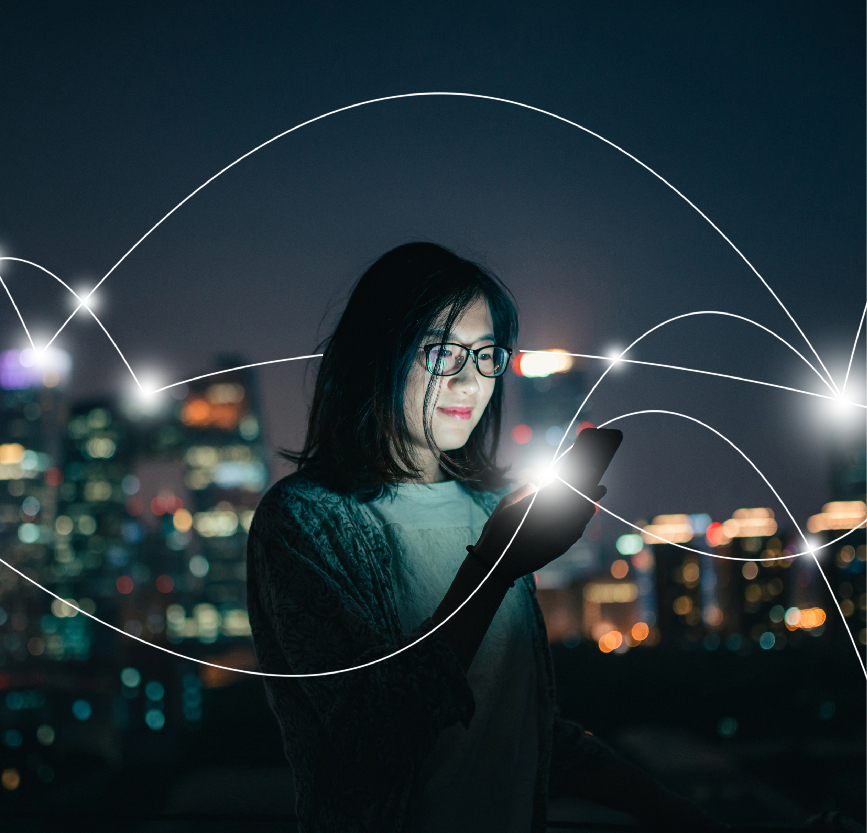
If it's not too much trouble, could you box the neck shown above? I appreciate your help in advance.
[408,453,447,484]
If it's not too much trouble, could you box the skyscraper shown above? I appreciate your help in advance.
[0,347,71,670]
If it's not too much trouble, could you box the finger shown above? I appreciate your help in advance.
[502,482,538,508]
[594,485,607,501]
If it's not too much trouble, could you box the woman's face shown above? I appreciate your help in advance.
[402,296,499,482]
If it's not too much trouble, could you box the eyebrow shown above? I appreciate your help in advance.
[424,329,497,343]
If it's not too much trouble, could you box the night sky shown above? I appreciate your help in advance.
[2,2,864,540]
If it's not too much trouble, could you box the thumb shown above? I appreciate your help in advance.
[502,482,538,509]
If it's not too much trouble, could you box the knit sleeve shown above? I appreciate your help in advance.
[549,705,617,798]
[246,489,477,809]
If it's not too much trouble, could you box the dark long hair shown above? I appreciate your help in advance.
[279,242,519,501]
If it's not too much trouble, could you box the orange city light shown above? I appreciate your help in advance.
[807,501,867,533]
[785,607,826,630]
[514,349,574,378]
[721,508,777,538]
[598,631,623,653]
[631,622,649,641]
[641,514,693,544]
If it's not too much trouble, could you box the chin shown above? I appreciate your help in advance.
[433,427,474,452]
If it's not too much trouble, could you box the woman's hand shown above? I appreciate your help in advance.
[473,479,607,584]
[638,793,732,833]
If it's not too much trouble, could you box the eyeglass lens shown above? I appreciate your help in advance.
[427,345,508,377]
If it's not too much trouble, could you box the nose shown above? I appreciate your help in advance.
[447,354,481,393]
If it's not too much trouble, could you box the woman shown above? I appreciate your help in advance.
[246,242,728,832]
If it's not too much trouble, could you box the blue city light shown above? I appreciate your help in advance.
[545,426,565,447]
[717,717,738,737]
[182,673,201,690]
[703,633,720,650]
[72,699,92,721]
[725,633,743,651]
[145,709,166,730]
[4,729,23,748]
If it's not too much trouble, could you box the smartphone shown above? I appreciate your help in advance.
[538,427,623,504]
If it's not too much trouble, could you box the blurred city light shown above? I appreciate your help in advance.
[688,513,712,534]
[616,534,643,555]
[545,425,565,446]
[705,522,730,547]
[631,622,649,641]
[742,561,758,580]
[807,500,867,533]
[71,700,91,721]
[717,717,738,737]
[606,346,625,369]
[641,514,693,544]
[610,559,629,579]
[598,630,623,653]
[145,709,165,730]
[721,507,777,538]
[514,349,573,377]
[1,347,71,389]
[583,582,638,603]
[72,286,99,313]
[511,424,532,444]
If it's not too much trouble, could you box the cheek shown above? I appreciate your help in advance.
[480,379,497,409]
[405,369,442,426]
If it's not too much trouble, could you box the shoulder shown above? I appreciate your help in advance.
[250,467,352,540]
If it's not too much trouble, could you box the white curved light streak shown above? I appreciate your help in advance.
[151,356,325,393]
[0,256,146,388]
[0,476,552,678]
[554,475,865,564]
[0,256,82,351]
[0,274,35,349]
[33,92,838,393]
[527,350,860,407]
[0,96,861,677]
[594,409,866,677]
[525,308,839,395]
[0,257,325,394]
[1,265,861,675]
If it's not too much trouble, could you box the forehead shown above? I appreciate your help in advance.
[426,297,495,344]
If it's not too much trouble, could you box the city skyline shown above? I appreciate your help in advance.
[0,340,863,821]
[1,347,862,670]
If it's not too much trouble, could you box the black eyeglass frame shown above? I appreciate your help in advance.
[420,343,513,378]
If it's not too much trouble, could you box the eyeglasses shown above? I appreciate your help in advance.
[421,343,512,377]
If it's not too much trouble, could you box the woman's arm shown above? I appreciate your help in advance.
[550,716,729,832]
[564,751,731,832]
[247,496,481,806]
[431,480,606,673]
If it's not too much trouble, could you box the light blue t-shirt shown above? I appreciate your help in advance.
[358,480,539,833]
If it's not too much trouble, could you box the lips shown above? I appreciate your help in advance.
[438,407,473,420]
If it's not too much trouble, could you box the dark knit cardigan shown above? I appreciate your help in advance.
[246,469,613,833]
